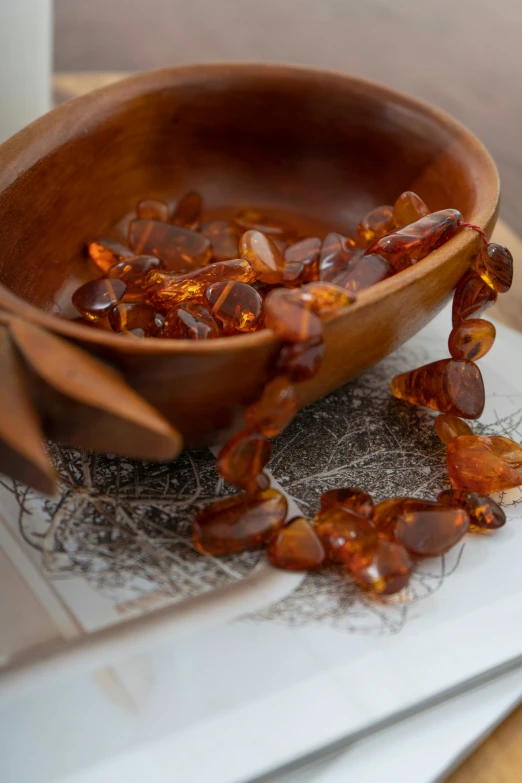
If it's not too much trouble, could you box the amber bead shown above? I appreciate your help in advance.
[373,498,437,540]
[394,506,469,556]
[333,253,394,293]
[108,302,161,336]
[452,271,498,327]
[136,199,170,222]
[128,219,212,271]
[107,255,165,302]
[216,429,272,492]
[475,242,513,293]
[393,191,430,227]
[244,376,297,437]
[268,517,326,571]
[390,358,485,419]
[283,238,321,285]
[275,338,325,382]
[239,230,285,284]
[438,489,506,531]
[434,414,473,445]
[357,206,395,247]
[298,282,356,316]
[320,488,374,518]
[319,232,358,281]
[314,508,377,562]
[448,319,496,361]
[349,539,413,595]
[447,435,522,493]
[367,209,462,261]
[163,302,220,340]
[201,220,240,262]
[171,191,203,230]
[204,280,263,332]
[193,489,288,556]
[145,259,257,309]
[72,278,126,321]
[264,288,323,343]
[234,209,297,240]
[87,237,132,273]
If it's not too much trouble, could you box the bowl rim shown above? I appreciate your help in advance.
[0,62,500,355]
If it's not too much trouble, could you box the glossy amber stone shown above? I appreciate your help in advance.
[437,489,506,531]
[163,302,220,340]
[145,259,257,309]
[234,209,297,240]
[171,191,203,230]
[367,209,462,260]
[217,429,272,492]
[319,232,358,281]
[204,280,263,332]
[283,238,321,285]
[244,376,297,437]
[193,489,288,556]
[298,282,356,316]
[373,498,438,540]
[201,220,240,262]
[390,358,485,419]
[72,278,127,321]
[333,253,394,292]
[447,435,522,493]
[320,488,374,518]
[128,219,212,271]
[475,243,513,294]
[239,230,285,284]
[357,205,395,247]
[452,271,498,327]
[314,508,377,562]
[393,191,430,227]
[394,506,469,556]
[87,237,132,273]
[108,302,161,336]
[448,319,496,361]
[264,288,323,343]
[349,539,413,595]
[268,517,326,570]
[275,338,325,382]
[136,199,170,222]
[434,414,473,445]
[107,255,165,301]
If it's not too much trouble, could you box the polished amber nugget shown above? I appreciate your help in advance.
[367,209,462,260]
[268,517,326,570]
[394,506,469,556]
[434,414,473,445]
[128,219,212,271]
[193,489,288,556]
[136,199,170,222]
[452,271,497,327]
[201,220,240,262]
[239,230,285,284]
[319,232,358,281]
[438,489,506,531]
[72,278,126,321]
[390,358,485,419]
[298,282,356,316]
[333,253,394,292]
[320,488,374,518]
[393,191,430,227]
[244,376,297,437]
[204,281,263,332]
[475,242,513,293]
[87,237,132,273]
[283,238,321,285]
[265,288,323,343]
[163,302,220,340]
[447,435,522,493]
[357,205,395,247]
[145,260,257,309]
[373,498,438,540]
[349,539,413,595]
[314,508,377,562]
[448,319,496,361]
[109,302,162,337]
[108,255,165,301]
[217,429,272,492]
[275,338,325,381]
[171,191,203,230]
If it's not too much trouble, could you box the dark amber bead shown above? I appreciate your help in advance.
[171,191,203,230]
[201,220,240,262]
[87,237,132,273]
[448,318,496,361]
[349,539,413,595]
[283,238,321,285]
[107,255,165,302]
[128,219,212,271]
[367,209,462,261]
[452,271,497,327]
[268,517,326,570]
[390,358,485,419]
[393,191,430,227]
[163,302,220,340]
[136,199,170,222]
[275,338,325,382]
[265,288,323,343]
[217,429,272,492]
[234,209,297,240]
[357,205,395,247]
[314,508,377,562]
[434,414,473,445]
[373,498,438,540]
[475,242,513,294]
[319,232,358,281]
[193,489,288,556]
[438,489,506,531]
[204,280,263,332]
[108,302,161,336]
[244,376,297,437]
[239,230,285,284]
[72,278,126,321]
[333,253,394,292]
[145,260,257,309]
[298,282,356,316]
[394,506,469,556]
[447,435,522,493]
[320,488,374,518]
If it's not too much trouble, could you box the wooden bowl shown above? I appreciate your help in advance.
[0,63,499,461]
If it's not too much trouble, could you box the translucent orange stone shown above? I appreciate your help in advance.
[475,242,513,293]
[275,338,325,381]
[268,517,326,570]
[349,539,413,595]
[108,302,162,337]
[367,209,462,260]
[297,282,356,316]
[333,253,394,292]
[373,498,438,540]
[217,429,272,492]
[264,288,323,343]
[163,302,220,340]
[319,232,358,281]
[87,237,133,273]
[234,209,297,240]
[447,435,522,493]
[283,238,321,285]
[107,255,165,302]
[452,271,498,327]
[434,414,473,445]
[145,260,257,309]
[128,219,212,271]
[390,358,485,419]
[136,199,170,222]
[320,488,374,518]
[204,280,263,332]
[201,220,240,262]
[244,376,297,436]
[193,488,288,556]
[394,506,469,556]
[314,508,377,562]
[393,191,430,227]
[171,191,203,230]
[448,319,496,361]
[72,278,126,321]
[438,489,506,531]
[357,205,395,247]
[239,230,285,284]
